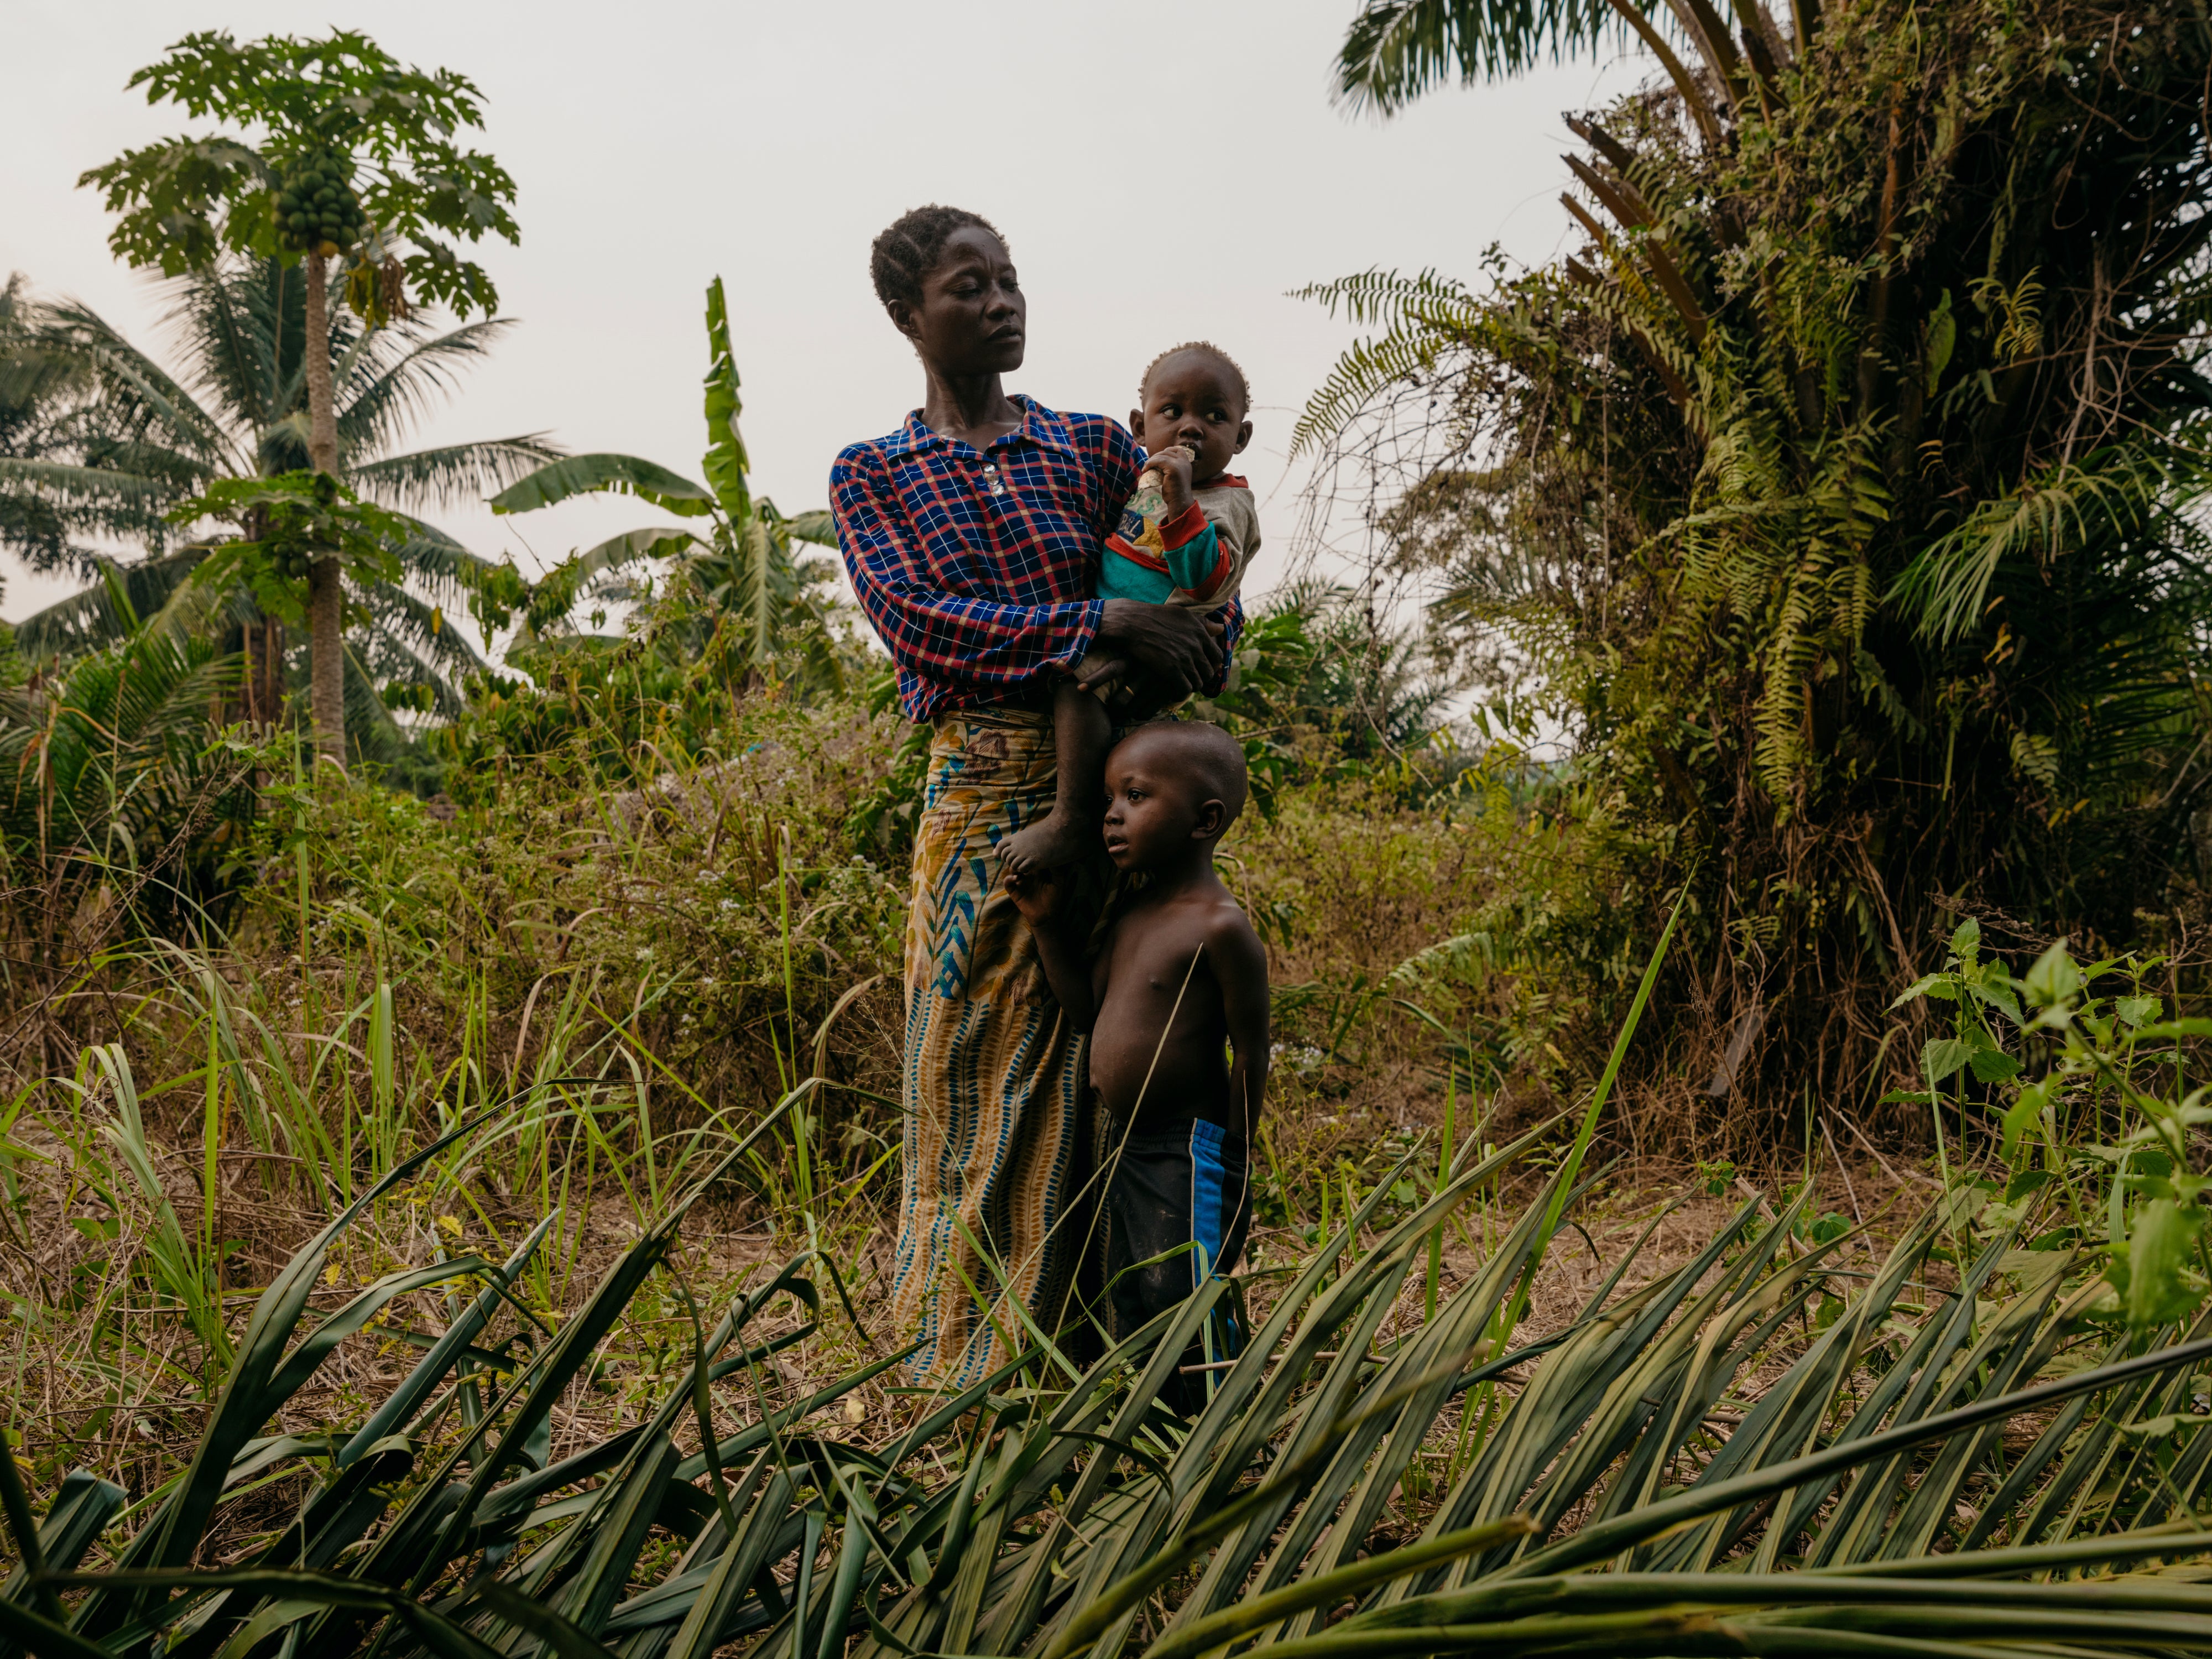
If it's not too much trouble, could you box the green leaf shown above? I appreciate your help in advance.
[2025,941,2083,1009]
[2005,1167,2054,1202]
[1804,1213,1851,1246]
[1888,972,1960,1009]
[2001,1081,2054,1159]
[2116,995,2162,1028]
[1948,914,1979,962]
[1922,1037,1975,1082]
[1964,971,2025,1027]
[700,276,753,528]
[2133,1019,2212,1040]
[2124,1198,2205,1334]
[1924,289,1957,394]
[1968,1042,2022,1083]
[2119,1412,2212,1438]
[489,454,715,518]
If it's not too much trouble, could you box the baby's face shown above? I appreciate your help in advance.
[1131,352,1252,482]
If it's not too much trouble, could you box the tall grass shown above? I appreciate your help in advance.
[9,979,2212,1656]
[3,875,2211,1653]
[7,680,2212,1655]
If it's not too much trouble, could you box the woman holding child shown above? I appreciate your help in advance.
[830,206,1261,1383]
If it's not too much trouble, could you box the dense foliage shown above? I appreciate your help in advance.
[15,920,2212,1657]
[12,11,2212,1651]
[1310,0,2212,1125]
[0,257,552,753]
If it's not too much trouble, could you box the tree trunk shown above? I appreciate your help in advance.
[262,615,283,726]
[302,252,346,771]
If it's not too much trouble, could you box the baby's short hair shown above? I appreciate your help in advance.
[1139,341,1251,414]
[1123,719,1249,829]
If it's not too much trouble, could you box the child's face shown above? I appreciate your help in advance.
[1130,353,1252,482]
[1102,732,1225,872]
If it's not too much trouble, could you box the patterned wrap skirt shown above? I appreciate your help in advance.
[890,707,1094,1385]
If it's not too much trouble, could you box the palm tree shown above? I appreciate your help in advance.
[0,273,180,591]
[2,258,558,744]
[1303,0,2212,1114]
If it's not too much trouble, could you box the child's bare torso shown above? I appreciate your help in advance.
[1087,879,1250,1135]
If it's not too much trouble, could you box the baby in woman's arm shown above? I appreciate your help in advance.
[998,341,1260,877]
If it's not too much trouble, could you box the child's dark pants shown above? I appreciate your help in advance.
[1104,1119,1251,1413]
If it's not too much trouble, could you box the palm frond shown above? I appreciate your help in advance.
[27,298,236,471]
[0,628,246,862]
[36,1086,2212,1659]
[9,551,229,661]
[158,259,299,436]
[1333,0,1625,112]
[340,602,475,716]
[348,435,565,513]
[1890,447,2177,646]
[0,457,197,529]
[335,317,519,462]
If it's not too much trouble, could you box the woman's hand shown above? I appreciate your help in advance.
[1094,599,1225,701]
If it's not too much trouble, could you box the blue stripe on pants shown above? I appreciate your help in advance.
[1188,1119,1227,1291]
[1188,1120,1241,1360]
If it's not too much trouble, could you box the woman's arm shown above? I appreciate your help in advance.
[833,441,1227,701]
[1089,601,1227,700]
[833,448,1104,691]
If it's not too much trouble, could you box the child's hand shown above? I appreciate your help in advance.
[1003,864,1065,925]
[1073,654,1129,693]
[1142,445,1196,515]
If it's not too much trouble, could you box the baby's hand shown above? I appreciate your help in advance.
[1141,445,1196,514]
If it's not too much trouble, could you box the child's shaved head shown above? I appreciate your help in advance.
[1139,341,1251,414]
[1117,720,1249,830]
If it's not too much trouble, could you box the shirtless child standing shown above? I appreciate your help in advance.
[1004,721,1269,1393]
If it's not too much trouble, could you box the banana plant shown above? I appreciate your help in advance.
[490,279,841,677]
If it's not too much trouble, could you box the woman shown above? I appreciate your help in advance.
[831,205,1233,1384]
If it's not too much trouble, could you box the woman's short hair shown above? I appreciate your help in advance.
[870,205,1007,310]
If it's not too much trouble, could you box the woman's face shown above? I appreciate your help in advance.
[892,227,1026,377]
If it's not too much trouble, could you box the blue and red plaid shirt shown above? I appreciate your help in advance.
[832,396,1239,721]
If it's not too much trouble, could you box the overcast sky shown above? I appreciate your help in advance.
[2,1,1636,627]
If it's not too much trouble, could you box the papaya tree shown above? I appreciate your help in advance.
[490,278,846,682]
[79,29,520,766]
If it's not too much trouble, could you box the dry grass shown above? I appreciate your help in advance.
[0,685,1959,1541]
